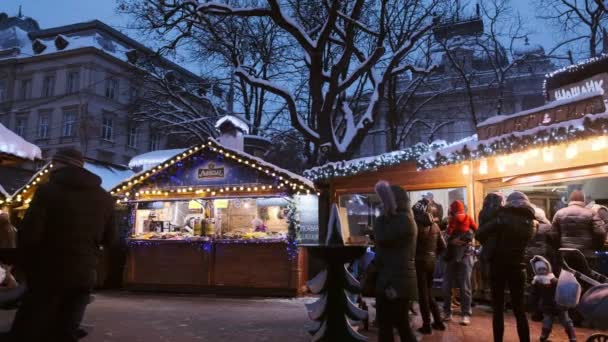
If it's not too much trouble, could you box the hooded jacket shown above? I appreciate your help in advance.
[529,255,560,313]
[552,200,607,258]
[18,166,116,288]
[413,199,446,263]
[477,192,504,261]
[476,191,535,266]
[447,200,477,235]
[374,183,418,300]
[525,207,552,260]
[445,200,477,262]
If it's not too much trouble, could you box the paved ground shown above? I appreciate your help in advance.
[0,292,603,341]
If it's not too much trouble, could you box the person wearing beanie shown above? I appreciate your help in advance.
[10,148,117,341]
[476,191,535,342]
[529,255,577,342]
[373,180,418,342]
[442,200,477,326]
[552,190,606,262]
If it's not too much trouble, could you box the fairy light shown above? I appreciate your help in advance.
[542,147,553,163]
[461,164,470,175]
[566,144,578,159]
[479,159,488,175]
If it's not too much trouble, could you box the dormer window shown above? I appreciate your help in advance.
[32,39,47,54]
[55,35,69,50]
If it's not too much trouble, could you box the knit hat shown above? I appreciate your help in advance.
[569,190,585,203]
[52,148,85,168]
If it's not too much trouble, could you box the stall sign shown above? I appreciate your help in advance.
[297,195,319,244]
[548,73,608,102]
[198,162,225,179]
[477,95,606,140]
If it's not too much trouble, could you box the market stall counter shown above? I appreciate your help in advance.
[112,120,317,296]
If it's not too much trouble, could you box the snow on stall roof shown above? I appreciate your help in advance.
[84,162,134,191]
[128,149,187,170]
[0,123,41,161]
[419,135,478,160]
[208,138,315,189]
[477,90,604,127]
[215,115,249,134]
[0,184,8,198]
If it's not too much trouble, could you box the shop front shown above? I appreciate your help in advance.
[111,134,317,296]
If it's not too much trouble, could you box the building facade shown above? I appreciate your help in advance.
[355,15,555,158]
[0,13,216,165]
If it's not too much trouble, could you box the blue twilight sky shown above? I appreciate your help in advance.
[2,0,559,73]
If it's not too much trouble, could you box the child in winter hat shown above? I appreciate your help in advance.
[529,255,577,342]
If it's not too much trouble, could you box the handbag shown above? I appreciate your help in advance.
[360,260,378,297]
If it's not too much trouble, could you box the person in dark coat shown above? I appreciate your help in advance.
[423,192,444,224]
[552,190,607,265]
[413,198,447,334]
[442,200,477,325]
[529,255,577,342]
[478,193,504,300]
[476,191,535,342]
[10,148,116,342]
[374,180,417,342]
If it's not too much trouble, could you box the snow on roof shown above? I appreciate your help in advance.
[0,123,41,161]
[477,90,604,127]
[128,149,187,170]
[208,138,314,189]
[215,115,250,134]
[0,184,8,199]
[84,162,134,191]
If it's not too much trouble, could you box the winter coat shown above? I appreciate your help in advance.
[529,255,561,314]
[428,201,444,225]
[476,192,535,267]
[525,207,552,261]
[18,166,116,288]
[446,200,477,262]
[478,193,504,262]
[0,214,17,249]
[374,209,418,301]
[413,200,446,263]
[552,201,607,258]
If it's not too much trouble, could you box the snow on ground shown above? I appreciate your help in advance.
[128,149,187,171]
[84,162,134,191]
[0,123,41,161]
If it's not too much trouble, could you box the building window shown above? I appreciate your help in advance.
[15,117,27,137]
[38,113,50,139]
[127,125,138,148]
[62,110,77,137]
[129,86,138,102]
[66,71,80,93]
[42,75,55,97]
[105,78,118,99]
[102,117,113,141]
[149,133,160,150]
[19,79,32,100]
[0,79,6,101]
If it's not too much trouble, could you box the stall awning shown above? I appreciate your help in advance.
[0,123,41,162]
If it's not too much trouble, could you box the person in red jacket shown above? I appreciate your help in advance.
[442,200,477,326]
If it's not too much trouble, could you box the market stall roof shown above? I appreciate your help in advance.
[0,184,8,201]
[545,54,608,96]
[8,159,134,206]
[215,115,249,134]
[111,138,315,200]
[0,123,41,161]
[303,141,445,182]
[418,90,608,169]
[128,148,187,171]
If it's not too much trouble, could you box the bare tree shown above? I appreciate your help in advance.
[120,0,440,162]
[536,0,607,58]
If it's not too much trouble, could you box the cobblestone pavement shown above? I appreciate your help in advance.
[0,292,603,341]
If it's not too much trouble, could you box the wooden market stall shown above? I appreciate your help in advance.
[110,117,317,296]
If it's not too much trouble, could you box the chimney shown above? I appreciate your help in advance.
[215,115,249,152]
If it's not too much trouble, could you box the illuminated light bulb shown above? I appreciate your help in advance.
[232,187,237,191]
[36,177,41,181]
[299,185,304,189]
[262,186,266,190]
[269,186,273,189]
[528,149,540,158]
[566,144,578,159]
[116,199,120,204]
[479,160,488,175]
[254,187,258,191]
[462,164,470,175]
[542,147,553,163]
[188,187,193,191]
[279,176,283,180]
[50,164,53,168]
[516,154,525,167]
[220,189,224,193]
[135,193,140,197]
[125,192,130,196]
[238,159,242,163]
[211,191,216,196]
[164,192,168,196]
[316,192,321,196]
[247,187,252,191]
[497,157,507,173]
[591,136,607,151]
[239,187,244,191]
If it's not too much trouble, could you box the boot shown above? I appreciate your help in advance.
[565,326,576,342]
[540,328,551,342]
[432,321,446,331]
[417,324,432,335]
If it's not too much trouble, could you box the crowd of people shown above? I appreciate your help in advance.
[371,180,608,342]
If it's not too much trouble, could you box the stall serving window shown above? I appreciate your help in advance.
[134,197,289,240]
[486,176,608,222]
[338,187,467,241]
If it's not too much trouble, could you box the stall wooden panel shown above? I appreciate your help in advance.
[213,242,291,289]
[125,241,211,287]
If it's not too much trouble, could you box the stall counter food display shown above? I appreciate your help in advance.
[111,138,317,296]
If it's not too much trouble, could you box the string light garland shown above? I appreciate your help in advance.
[112,138,315,202]
[304,141,445,182]
[418,114,608,170]
[7,163,54,205]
